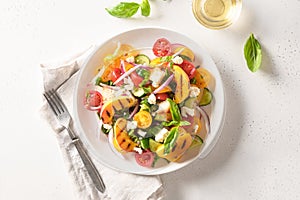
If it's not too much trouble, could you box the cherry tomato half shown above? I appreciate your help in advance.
[152,38,172,57]
[84,90,103,111]
[179,60,196,79]
[156,93,169,101]
[135,150,155,167]
[111,68,123,83]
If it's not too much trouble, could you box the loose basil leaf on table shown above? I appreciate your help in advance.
[244,33,262,72]
[105,2,140,18]
[140,0,151,17]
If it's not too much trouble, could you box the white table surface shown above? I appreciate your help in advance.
[1,0,300,199]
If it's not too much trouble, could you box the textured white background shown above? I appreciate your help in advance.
[1,0,300,199]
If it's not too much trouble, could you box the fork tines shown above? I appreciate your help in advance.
[43,89,66,116]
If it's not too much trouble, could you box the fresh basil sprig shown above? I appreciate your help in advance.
[244,33,262,72]
[106,0,151,18]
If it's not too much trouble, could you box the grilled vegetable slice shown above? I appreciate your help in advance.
[100,96,137,124]
[173,65,190,104]
[113,118,137,152]
[156,127,193,162]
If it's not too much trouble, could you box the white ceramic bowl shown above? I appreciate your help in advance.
[73,27,225,175]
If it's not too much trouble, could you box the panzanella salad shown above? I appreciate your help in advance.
[84,38,213,168]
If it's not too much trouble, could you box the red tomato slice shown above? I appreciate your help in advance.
[111,68,123,82]
[84,90,103,111]
[152,38,172,57]
[135,150,155,167]
[130,71,144,87]
[179,60,196,79]
[156,93,169,101]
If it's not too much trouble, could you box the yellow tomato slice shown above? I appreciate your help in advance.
[194,67,211,88]
[133,111,152,129]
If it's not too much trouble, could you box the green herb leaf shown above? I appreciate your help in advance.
[178,120,191,126]
[140,98,151,111]
[167,98,181,122]
[244,33,262,72]
[162,121,179,127]
[160,56,172,62]
[140,0,151,17]
[164,127,179,154]
[162,120,191,127]
[105,2,140,18]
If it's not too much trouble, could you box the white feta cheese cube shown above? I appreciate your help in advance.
[155,128,169,143]
[137,130,147,138]
[189,86,201,97]
[148,93,156,105]
[103,123,112,130]
[149,68,165,87]
[156,100,170,113]
[134,147,143,154]
[126,120,137,131]
[172,56,183,65]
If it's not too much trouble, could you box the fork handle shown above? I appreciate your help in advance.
[68,130,106,193]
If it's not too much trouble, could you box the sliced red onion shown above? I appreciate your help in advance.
[153,74,174,94]
[108,130,125,159]
[196,106,211,134]
[120,60,126,74]
[129,104,139,119]
[113,64,142,85]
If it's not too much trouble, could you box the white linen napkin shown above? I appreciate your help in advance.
[39,46,165,200]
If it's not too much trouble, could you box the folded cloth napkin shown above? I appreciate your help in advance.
[39,46,165,200]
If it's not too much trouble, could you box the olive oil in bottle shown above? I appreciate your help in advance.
[192,0,242,29]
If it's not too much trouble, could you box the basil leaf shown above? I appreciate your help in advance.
[164,127,179,154]
[105,2,140,18]
[167,98,181,122]
[162,121,179,127]
[140,0,150,17]
[162,120,190,127]
[244,33,262,72]
[178,121,191,126]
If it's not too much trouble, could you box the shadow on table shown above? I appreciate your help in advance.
[161,64,245,200]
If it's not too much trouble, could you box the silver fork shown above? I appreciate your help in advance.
[43,89,106,193]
